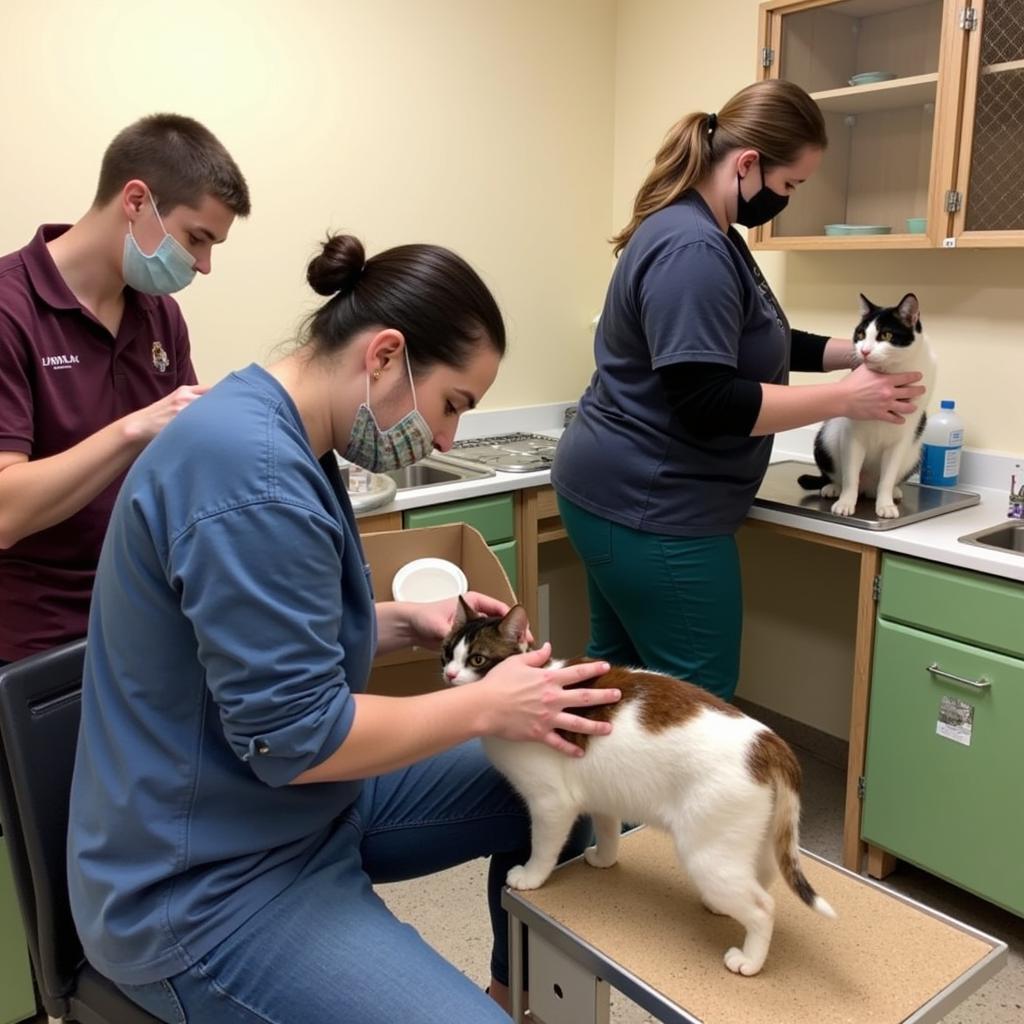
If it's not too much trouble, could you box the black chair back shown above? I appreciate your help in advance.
[0,640,88,1018]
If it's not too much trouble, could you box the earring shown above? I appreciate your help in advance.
[371,369,382,381]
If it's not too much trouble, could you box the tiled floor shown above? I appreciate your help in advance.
[378,748,1024,1022]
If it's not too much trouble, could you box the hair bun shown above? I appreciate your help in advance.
[307,233,365,296]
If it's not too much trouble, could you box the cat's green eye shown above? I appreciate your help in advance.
[879,330,893,341]
[469,654,488,668]
[854,331,865,341]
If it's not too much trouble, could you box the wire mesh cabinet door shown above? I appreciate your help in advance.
[952,0,1024,246]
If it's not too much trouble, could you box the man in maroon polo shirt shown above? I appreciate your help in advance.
[0,113,250,663]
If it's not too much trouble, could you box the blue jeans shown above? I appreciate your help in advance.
[117,740,585,1023]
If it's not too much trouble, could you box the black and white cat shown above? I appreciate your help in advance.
[442,600,836,977]
[798,293,935,518]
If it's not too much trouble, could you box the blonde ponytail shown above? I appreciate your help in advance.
[611,80,827,256]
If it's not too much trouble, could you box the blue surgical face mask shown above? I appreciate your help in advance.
[122,192,197,295]
[343,349,434,473]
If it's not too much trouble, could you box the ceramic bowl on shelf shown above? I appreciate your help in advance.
[906,217,928,234]
[823,224,893,236]
[849,71,898,86]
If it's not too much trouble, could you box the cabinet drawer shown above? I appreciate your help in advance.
[404,495,514,545]
[879,555,1024,659]
[862,619,1024,914]
[490,540,517,594]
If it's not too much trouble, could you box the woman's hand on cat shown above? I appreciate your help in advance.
[478,645,620,757]
[402,592,534,650]
[840,364,926,424]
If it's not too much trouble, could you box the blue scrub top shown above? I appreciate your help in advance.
[68,363,376,985]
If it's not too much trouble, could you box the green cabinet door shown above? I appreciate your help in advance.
[862,618,1024,915]
[1,838,37,1024]
[404,495,514,545]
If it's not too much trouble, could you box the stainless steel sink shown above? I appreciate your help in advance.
[959,521,1024,555]
[383,454,495,491]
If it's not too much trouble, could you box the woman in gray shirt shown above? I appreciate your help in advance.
[552,80,924,700]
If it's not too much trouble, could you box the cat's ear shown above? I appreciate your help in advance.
[858,293,877,318]
[498,605,530,646]
[452,595,473,631]
[895,292,920,329]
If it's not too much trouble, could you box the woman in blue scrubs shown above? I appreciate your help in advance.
[68,233,621,1022]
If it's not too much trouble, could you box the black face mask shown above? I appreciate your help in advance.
[736,159,789,228]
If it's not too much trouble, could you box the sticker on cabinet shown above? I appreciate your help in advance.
[936,697,974,746]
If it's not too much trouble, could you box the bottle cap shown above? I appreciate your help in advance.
[940,399,955,409]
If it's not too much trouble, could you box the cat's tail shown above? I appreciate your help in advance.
[797,472,829,491]
[766,740,838,920]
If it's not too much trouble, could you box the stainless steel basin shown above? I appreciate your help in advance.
[959,521,1024,555]
[383,454,495,491]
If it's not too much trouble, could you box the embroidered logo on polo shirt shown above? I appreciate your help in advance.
[151,341,170,373]
[41,353,80,370]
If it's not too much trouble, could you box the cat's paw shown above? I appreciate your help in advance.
[820,483,840,499]
[584,846,618,869]
[876,502,900,519]
[724,947,764,977]
[831,495,858,517]
[506,864,549,891]
[892,485,903,501]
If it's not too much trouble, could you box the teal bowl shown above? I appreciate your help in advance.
[824,224,893,236]
[906,217,927,234]
[849,71,898,86]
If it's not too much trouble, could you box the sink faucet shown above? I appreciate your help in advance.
[1010,464,1024,519]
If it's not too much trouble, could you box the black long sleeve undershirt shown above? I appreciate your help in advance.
[658,330,829,439]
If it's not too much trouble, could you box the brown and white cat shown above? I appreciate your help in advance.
[442,600,836,977]
[798,292,936,519]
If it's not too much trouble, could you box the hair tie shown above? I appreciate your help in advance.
[707,112,718,136]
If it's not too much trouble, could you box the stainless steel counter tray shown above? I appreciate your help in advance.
[755,460,981,531]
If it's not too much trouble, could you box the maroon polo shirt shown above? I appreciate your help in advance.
[0,225,197,662]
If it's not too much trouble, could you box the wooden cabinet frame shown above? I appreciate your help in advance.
[753,0,1016,250]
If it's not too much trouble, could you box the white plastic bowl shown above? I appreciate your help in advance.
[391,558,469,603]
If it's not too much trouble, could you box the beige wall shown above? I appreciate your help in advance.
[613,0,1024,455]
[5,0,1019,444]
[0,0,616,408]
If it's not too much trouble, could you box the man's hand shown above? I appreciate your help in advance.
[122,384,209,444]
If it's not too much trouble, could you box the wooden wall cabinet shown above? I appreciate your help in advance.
[755,0,1024,249]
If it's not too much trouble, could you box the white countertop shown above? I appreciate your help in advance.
[358,410,1024,584]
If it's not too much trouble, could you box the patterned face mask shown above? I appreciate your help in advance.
[343,349,434,473]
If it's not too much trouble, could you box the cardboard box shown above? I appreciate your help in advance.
[360,523,516,697]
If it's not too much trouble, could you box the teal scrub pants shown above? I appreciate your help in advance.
[556,495,742,701]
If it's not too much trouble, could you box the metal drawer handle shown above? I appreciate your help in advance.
[927,663,991,690]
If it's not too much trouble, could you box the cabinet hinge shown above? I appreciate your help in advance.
[959,7,978,30]
[761,46,775,69]
[858,776,866,799]
[872,574,881,602]
[945,189,963,213]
